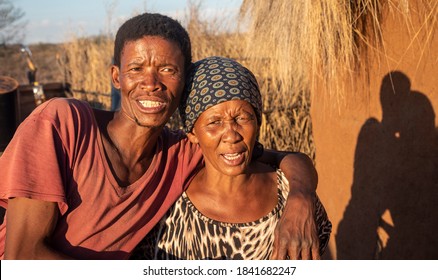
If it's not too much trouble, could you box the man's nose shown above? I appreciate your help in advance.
[140,70,163,92]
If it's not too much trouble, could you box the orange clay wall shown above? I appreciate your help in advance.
[312,5,438,259]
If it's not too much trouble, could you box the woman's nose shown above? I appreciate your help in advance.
[222,122,243,143]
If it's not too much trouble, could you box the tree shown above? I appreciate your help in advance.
[0,0,27,45]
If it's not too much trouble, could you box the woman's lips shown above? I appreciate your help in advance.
[221,152,245,165]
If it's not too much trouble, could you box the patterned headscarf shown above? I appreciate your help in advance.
[179,56,263,133]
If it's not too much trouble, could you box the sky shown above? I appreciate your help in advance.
[13,0,243,44]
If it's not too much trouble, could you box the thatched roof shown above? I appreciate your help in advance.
[240,0,437,104]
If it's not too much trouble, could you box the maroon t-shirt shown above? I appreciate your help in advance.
[0,98,202,259]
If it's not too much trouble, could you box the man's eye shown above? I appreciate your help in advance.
[161,67,176,74]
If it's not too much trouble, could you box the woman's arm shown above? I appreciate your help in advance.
[257,149,320,259]
[4,197,72,259]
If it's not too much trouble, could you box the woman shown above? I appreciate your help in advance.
[133,56,331,260]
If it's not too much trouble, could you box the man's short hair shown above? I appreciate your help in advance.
[113,13,192,73]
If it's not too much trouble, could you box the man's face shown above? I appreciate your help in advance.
[112,36,185,128]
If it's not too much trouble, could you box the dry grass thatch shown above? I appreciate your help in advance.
[239,0,437,159]
[58,36,113,109]
[56,0,437,160]
[240,0,437,107]
[56,1,316,159]
[183,1,315,156]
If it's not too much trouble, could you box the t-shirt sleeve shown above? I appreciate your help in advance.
[0,99,71,213]
[163,128,203,192]
[178,134,203,191]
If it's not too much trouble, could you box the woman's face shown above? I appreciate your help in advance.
[189,100,259,176]
[111,36,185,128]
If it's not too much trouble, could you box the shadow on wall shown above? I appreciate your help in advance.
[336,71,438,259]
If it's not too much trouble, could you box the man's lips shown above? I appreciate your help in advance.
[136,99,167,113]
[138,100,165,108]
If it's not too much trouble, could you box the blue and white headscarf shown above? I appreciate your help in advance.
[179,56,263,133]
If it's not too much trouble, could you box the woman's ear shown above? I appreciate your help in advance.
[111,65,121,89]
[187,131,199,144]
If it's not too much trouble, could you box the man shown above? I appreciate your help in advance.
[0,13,319,260]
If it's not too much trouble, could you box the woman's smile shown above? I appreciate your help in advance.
[221,152,246,166]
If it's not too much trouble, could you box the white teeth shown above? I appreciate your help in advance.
[139,100,163,107]
[223,153,242,160]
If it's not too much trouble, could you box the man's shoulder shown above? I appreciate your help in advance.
[37,98,93,120]
[42,97,91,111]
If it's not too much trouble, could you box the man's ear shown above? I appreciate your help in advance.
[187,131,199,144]
[111,65,121,89]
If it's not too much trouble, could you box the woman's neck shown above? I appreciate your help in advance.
[186,162,278,223]
[200,168,253,195]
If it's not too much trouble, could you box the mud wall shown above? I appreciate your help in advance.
[312,4,438,259]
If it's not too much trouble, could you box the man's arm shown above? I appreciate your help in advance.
[4,197,72,259]
[258,149,320,260]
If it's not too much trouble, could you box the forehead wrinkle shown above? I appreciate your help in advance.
[201,101,254,121]
[124,39,181,67]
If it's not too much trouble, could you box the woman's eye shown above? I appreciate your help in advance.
[208,120,221,126]
[236,115,253,123]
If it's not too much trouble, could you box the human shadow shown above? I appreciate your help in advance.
[336,71,438,259]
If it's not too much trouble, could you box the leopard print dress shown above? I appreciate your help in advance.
[131,169,332,260]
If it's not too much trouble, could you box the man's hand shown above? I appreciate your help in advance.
[257,150,320,259]
[270,189,320,259]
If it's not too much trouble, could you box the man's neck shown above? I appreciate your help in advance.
[97,110,163,186]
